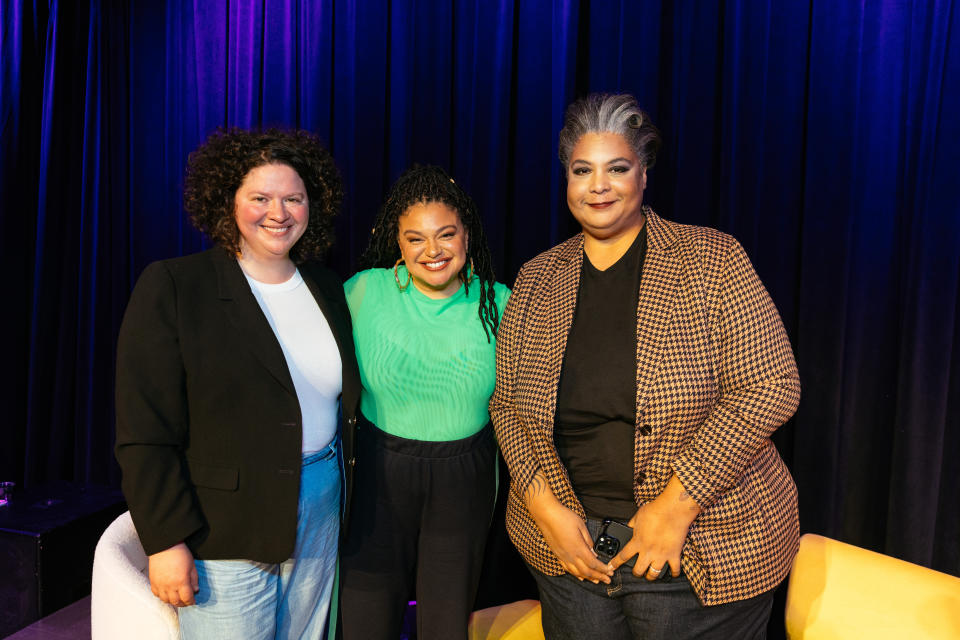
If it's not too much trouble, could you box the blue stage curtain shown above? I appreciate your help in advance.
[1,0,958,582]
[1,1,130,490]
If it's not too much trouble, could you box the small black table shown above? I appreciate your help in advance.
[0,482,125,637]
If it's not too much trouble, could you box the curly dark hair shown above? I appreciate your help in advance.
[183,128,343,263]
[360,164,500,341]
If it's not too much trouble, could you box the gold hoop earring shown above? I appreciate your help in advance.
[394,258,411,291]
[461,258,475,284]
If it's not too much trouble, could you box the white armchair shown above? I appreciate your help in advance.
[91,511,180,640]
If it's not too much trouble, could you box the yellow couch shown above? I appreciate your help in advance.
[785,533,960,639]
[468,599,544,640]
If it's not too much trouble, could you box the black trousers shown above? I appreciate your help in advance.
[340,419,497,640]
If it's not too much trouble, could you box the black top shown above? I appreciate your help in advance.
[554,226,647,521]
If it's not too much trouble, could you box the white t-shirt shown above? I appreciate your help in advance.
[244,269,342,453]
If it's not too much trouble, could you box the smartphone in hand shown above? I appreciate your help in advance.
[593,519,636,567]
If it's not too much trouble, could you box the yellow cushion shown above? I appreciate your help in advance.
[785,533,960,639]
[468,599,544,640]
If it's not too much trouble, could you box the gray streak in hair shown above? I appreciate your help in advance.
[557,93,662,170]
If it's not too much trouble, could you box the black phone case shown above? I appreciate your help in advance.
[593,519,636,567]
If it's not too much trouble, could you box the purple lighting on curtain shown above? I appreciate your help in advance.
[1,0,958,586]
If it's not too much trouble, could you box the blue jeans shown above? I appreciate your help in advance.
[529,518,774,640]
[178,443,341,640]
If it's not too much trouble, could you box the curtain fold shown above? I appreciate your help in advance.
[1,0,958,581]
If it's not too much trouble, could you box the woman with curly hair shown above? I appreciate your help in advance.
[115,128,360,639]
[339,165,510,640]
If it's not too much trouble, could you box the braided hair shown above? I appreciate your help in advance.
[360,164,500,341]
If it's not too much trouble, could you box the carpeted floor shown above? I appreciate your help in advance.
[4,596,90,640]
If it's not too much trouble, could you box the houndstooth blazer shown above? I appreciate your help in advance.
[490,208,801,606]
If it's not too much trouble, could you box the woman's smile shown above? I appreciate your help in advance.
[422,258,451,270]
[397,200,468,298]
[587,201,616,209]
[566,132,647,242]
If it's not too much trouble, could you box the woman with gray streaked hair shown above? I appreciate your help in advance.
[556,93,662,170]
[491,93,800,639]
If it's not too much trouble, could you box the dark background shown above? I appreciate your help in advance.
[2,0,958,619]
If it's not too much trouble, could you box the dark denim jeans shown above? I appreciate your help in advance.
[528,518,774,640]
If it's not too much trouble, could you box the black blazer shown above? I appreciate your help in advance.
[115,247,360,562]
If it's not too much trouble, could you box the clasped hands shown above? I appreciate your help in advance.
[528,474,700,584]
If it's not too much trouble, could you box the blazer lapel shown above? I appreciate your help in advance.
[300,263,361,409]
[540,236,584,425]
[213,249,297,397]
[635,209,682,416]
[300,267,346,361]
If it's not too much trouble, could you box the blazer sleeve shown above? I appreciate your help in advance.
[115,261,205,555]
[671,239,801,508]
[490,264,542,502]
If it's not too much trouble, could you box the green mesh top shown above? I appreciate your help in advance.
[344,268,511,441]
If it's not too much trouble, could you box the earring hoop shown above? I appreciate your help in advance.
[394,258,411,291]
[461,258,475,284]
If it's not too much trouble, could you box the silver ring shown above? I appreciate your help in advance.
[648,566,662,575]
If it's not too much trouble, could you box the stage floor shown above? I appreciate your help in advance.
[4,596,90,640]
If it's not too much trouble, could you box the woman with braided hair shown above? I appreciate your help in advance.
[339,164,510,640]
